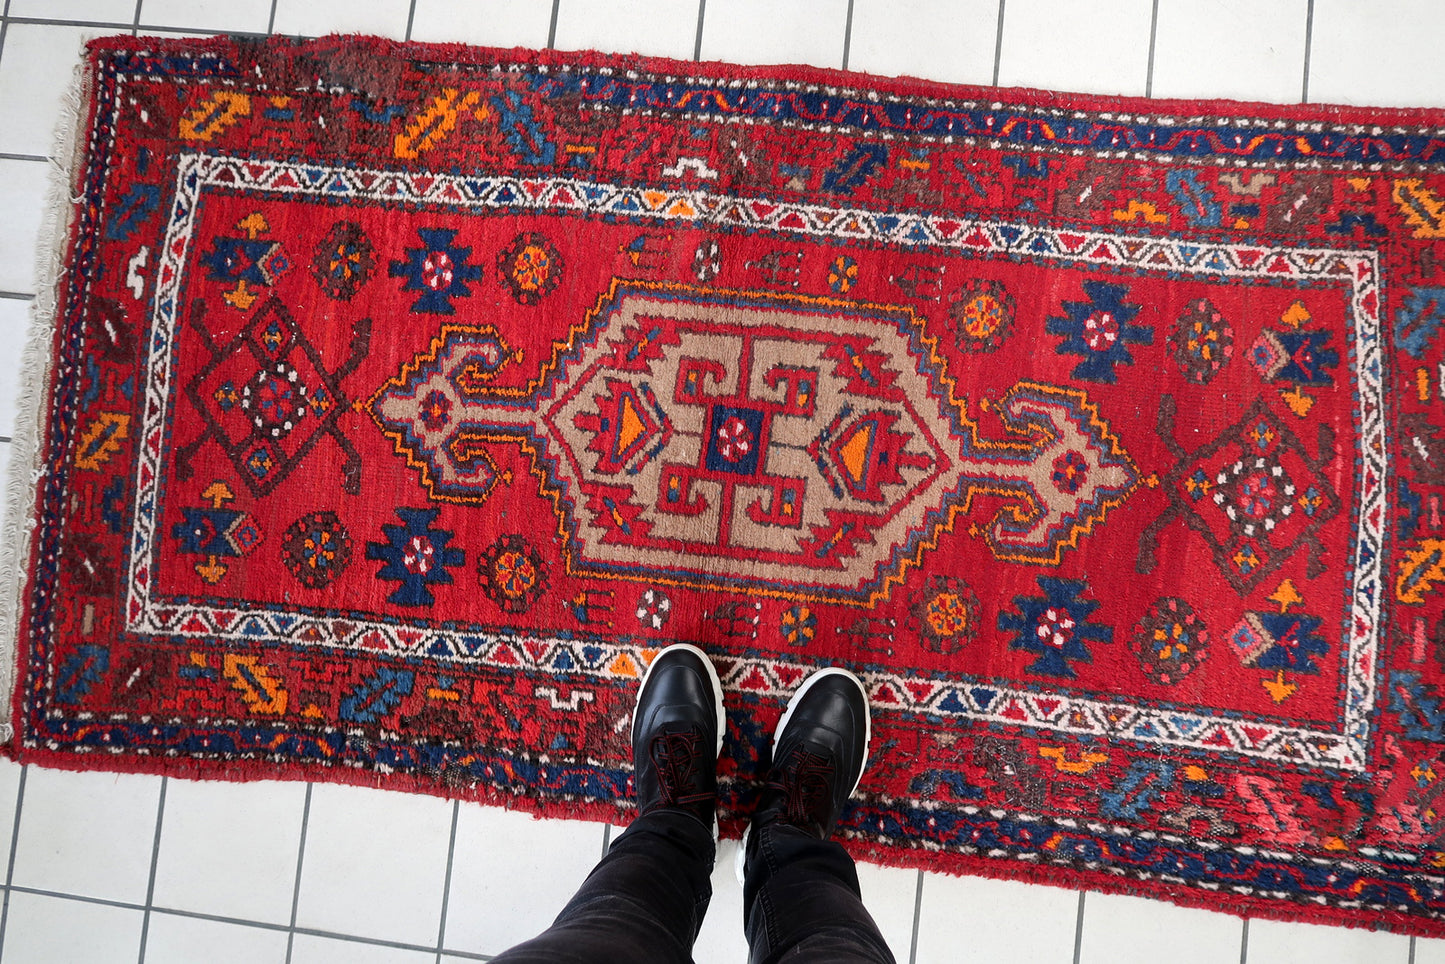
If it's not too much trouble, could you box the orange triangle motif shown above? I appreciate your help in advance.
[617,393,647,456]
[838,422,873,486]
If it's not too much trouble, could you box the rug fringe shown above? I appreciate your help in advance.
[0,57,93,749]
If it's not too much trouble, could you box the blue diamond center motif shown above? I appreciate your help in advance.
[705,404,765,475]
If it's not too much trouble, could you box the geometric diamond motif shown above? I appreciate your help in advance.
[1141,396,1341,594]
[178,297,371,496]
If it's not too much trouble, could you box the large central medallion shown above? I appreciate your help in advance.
[371,280,1138,603]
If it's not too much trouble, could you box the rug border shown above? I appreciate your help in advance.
[5,32,1443,940]
[109,31,1445,132]
[0,54,101,748]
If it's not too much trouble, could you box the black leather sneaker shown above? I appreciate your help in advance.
[630,643,725,833]
[754,667,872,839]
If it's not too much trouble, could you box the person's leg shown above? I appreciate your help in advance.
[491,643,725,964]
[491,809,712,964]
[740,669,897,964]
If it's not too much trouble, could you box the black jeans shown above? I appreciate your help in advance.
[491,809,896,964]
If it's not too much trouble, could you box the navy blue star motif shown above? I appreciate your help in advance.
[997,577,1112,678]
[389,228,483,314]
[1045,280,1151,383]
[1272,330,1339,386]
[1245,612,1329,673]
[172,507,246,556]
[366,507,465,606]
[201,236,280,285]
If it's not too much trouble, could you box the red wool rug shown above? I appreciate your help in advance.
[9,33,1445,934]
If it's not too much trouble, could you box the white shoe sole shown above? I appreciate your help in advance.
[735,667,872,885]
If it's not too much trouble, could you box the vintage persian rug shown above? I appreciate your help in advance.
[11,33,1445,932]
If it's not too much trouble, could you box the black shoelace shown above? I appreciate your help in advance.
[648,729,712,808]
[766,746,837,827]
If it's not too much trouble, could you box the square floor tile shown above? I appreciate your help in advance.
[10,766,163,903]
[698,0,850,69]
[0,24,112,158]
[1079,891,1242,964]
[443,806,605,955]
[409,0,554,47]
[290,933,436,963]
[1417,936,1445,963]
[2,891,144,963]
[0,443,14,532]
[847,0,998,86]
[854,861,917,961]
[142,913,290,964]
[1309,0,1445,108]
[8,0,136,23]
[293,783,453,947]
[151,777,307,925]
[0,757,23,860]
[693,836,749,964]
[271,0,413,39]
[554,0,700,60]
[1151,0,1308,104]
[0,159,51,296]
[996,0,1154,96]
[915,873,1078,964]
[138,0,275,33]
[1246,917,1411,964]
[0,300,30,439]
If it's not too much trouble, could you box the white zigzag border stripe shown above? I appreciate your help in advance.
[125,154,1386,771]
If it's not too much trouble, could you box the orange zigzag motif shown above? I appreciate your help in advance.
[1394,178,1445,238]
[394,88,487,159]
[179,91,251,142]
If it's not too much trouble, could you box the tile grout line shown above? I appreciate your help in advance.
[130,0,140,36]
[288,924,484,957]
[600,822,612,860]
[1072,890,1085,964]
[1240,917,1248,964]
[0,17,271,36]
[1,17,136,29]
[404,0,416,42]
[135,776,168,964]
[692,0,705,62]
[546,0,560,50]
[840,0,854,70]
[991,0,1005,87]
[0,0,11,340]
[1300,0,1315,103]
[1144,0,1159,98]
[0,766,27,959]
[0,0,11,81]
[1409,934,1416,964]
[266,0,278,37]
[138,25,270,38]
[283,783,312,964]
[2,880,498,961]
[434,800,460,964]
[2,881,503,956]
[906,870,922,964]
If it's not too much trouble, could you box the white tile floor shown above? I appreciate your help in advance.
[0,0,1440,960]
